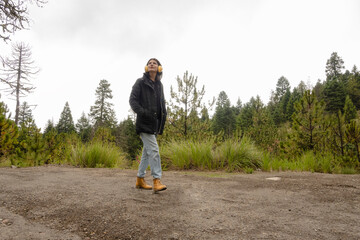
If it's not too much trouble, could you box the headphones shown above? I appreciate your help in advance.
[145,65,163,73]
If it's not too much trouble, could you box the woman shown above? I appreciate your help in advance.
[129,58,167,193]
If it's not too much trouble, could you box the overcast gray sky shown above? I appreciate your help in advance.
[1,0,360,130]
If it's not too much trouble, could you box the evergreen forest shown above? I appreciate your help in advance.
[1,45,359,174]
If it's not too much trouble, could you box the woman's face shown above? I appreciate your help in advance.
[147,59,159,73]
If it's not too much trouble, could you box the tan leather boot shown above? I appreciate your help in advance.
[153,178,167,193]
[135,177,152,190]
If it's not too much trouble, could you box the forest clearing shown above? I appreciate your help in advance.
[1,165,359,240]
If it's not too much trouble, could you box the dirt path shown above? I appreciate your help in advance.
[0,166,359,240]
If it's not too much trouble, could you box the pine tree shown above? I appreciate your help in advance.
[247,99,277,150]
[56,102,75,134]
[200,107,210,122]
[18,106,37,139]
[346,65,360,109]
[286,87,302,121]
[236,96,266,135]
[234,98,242,116]
[280,89,291,122]
[325,52,345,81]
[43,119,56,135]
[167,71,214,140]
[323,52,347,113]
[236,99,255,133]
[274,76,291,102]
[0,42,39,125]
[89,79,117,128]
[313,79,325,101]
[42,119,59,164]
[291,90,326,152]
[268,76,291,125]
[16,116,45,166]
[345,119,360,162]
[344,95,357,123]
[330,111,346,156]
[115,117,141,160]
[297,81,307,96]
[18,101,33,126]
[92,127,115,145]
[323,77,346,113]
[43,127,58,164]
[76,112,92,143]
[212,91,236,138]
[0,101,18,161]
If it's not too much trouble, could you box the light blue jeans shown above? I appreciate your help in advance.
[137,133,162,179]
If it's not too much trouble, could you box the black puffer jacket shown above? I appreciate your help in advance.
[129,73,167,135]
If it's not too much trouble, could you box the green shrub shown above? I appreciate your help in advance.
[341,167,358,174]
[215,136,262,172]
[316,153,333,173]
[162,140,191,169]
[160,137,359,174]
[49,132,81,164]
[189,141,214,169]
[261,151,358,174]
[300,151,317,172]
[71,142,126,168]
[162,140,215,170]
[162,136,263,172]
[244,167,254,174]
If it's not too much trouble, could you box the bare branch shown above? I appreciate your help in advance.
[0,0,47,42]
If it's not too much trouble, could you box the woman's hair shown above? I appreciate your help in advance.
[147,58,161,66]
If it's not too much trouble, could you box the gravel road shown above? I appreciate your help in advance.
[1,166,359,240]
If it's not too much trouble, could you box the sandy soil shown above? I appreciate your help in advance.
[0,165,359,240]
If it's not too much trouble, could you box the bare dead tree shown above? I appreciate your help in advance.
[0,0,47,42]
[0,42,39,125]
